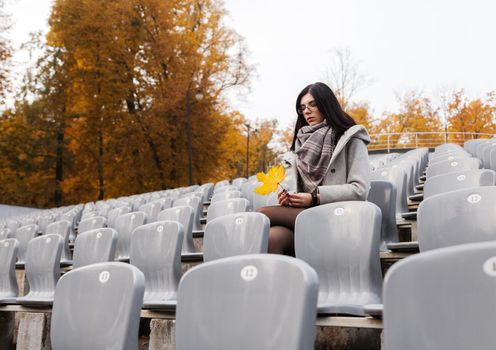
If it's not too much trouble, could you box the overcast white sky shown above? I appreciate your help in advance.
[5,0,496,130]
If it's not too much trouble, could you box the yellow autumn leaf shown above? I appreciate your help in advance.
[253,165,286,195]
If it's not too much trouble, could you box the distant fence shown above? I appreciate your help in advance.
[368,132,496,152]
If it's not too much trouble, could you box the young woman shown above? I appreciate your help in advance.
[258,82,371,255]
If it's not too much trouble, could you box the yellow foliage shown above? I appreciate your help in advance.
[253,165,286,195]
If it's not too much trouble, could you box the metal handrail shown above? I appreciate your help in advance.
[368,132,496,152]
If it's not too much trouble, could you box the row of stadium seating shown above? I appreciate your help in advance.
[0,137,495,349]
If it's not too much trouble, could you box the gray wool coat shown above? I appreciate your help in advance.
[282,124,371,204]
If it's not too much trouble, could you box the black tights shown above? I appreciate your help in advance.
[257,206,306,256]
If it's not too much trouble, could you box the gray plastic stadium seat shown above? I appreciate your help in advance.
[252,191,278,211]
[114,211,145,261]
[46,220,72,265]
[213,179,230,193]
[0,228,12,240]
[203,212,270,262]
[129,221,183,309]
[17,234,62,306]
[367,180,399,251]
[388,160,416,197]
[206,198,251,223]
[490,148,496,171]
[232,177,247,189]
[176,254,318,350]
[6,220,20,235]
[418,186,496,251]
[295,201,382,315]
[210,190,242,204]
[371,167,408,220]
[157,206,196,254]
[213,184,238,195]
[199,182,214,201]
[174,196,203,232]
[0,239,19,304]
[72,228,117,269]
[51,262,145,350]
[480,141,496,168]
[384,242,496,350]
[139,201,162,223]
[77,215,106,234]
[240,180,259,208]
[37,215,54,234]
[107,206,131,228]
[15,224,39,266]
[426,157,481,178]
[423,169,496,199]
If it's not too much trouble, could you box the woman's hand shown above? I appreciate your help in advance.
[277,189,291,206]
[287,192,313,208]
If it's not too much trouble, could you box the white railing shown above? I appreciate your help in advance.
[368,132,496,151]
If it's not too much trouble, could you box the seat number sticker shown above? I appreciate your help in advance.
[467,194,482,204]
[99,271,110,283]
[483,257,496,277]
[240,265,258,281]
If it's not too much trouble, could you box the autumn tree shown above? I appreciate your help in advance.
[446,90,496,143]
[374,91,442,148]
[0,0,254,207]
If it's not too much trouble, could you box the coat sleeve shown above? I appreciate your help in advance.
[317,138,371,204]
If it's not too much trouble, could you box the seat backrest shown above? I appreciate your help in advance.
[0,228,12,240]
[0,239,19,299]
[367,180,399,250]
[139,201,162,223]
[240,180,259,208]
[176,254,318,350]
[423,169,496,199]
[480,141,496,169]
[384,241,496,350]
[173,196,202,232]
[113,212,145,261]
[51,262,145,350]
[46,220,72,263]
[418,186,496,251]
[213,179,230,192]
[6,220,20,234]
[426,157,480,178]
[199,183,214,201]
[78,216,106,234]
[129,221,183,303]
[37,215,54,235]
[490,148,496,172]
[157,206,195,253]
[295,201,382,316]
[73,228,117,269]
[203,212,269,262]
[153,197,173,210]
[106,206,131,228]
[22,234,63,301]
[15,224,39,264]
[210,190,242,204]
[206,198,251,223]
[232,177,247,189]
[213,184,238,195]
[371,167,408,218]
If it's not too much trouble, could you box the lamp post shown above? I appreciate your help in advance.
[186,88,204,186]
[244,123,258,178]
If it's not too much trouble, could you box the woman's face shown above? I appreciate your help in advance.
[299,93,324,126]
